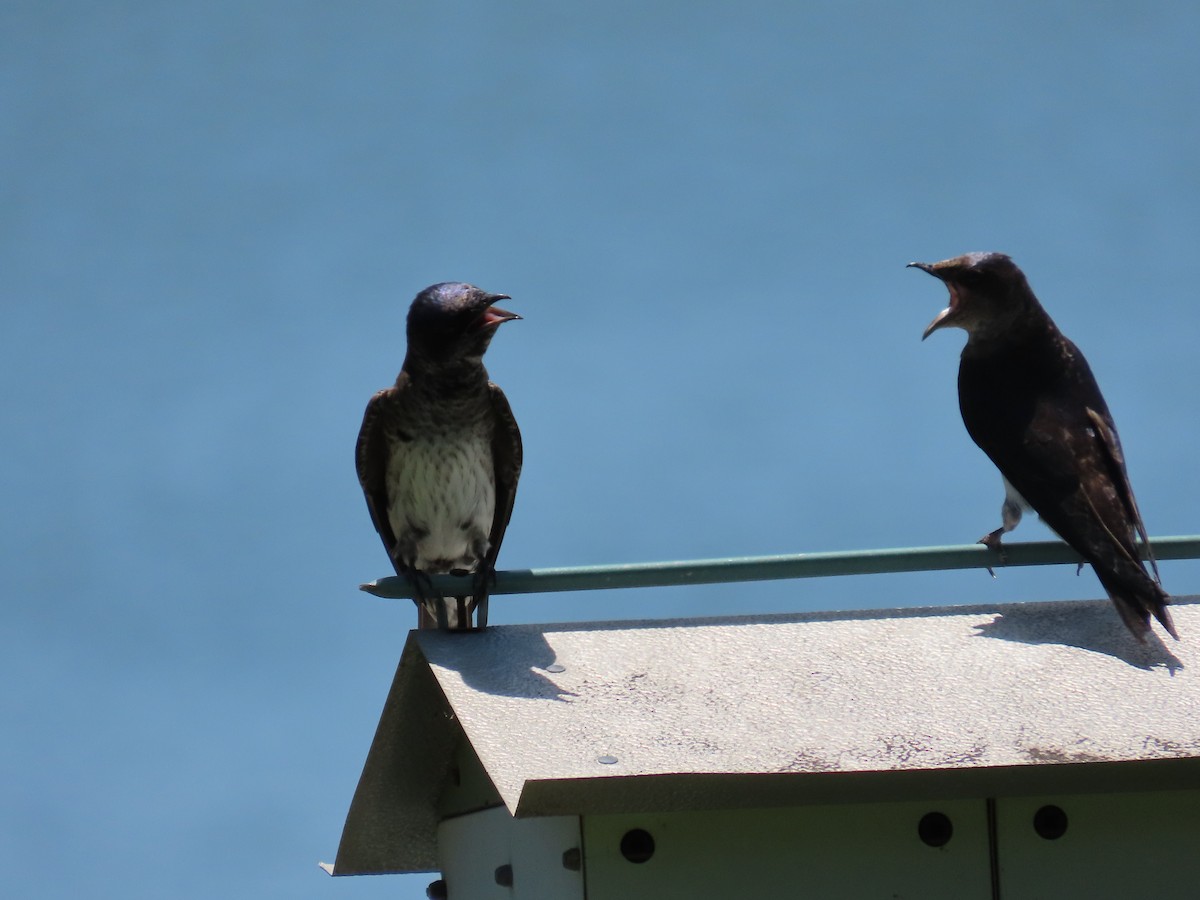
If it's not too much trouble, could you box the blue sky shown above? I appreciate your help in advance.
[4,3,1199,898]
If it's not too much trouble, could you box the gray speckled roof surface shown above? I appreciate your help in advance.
[330,596,1200,874]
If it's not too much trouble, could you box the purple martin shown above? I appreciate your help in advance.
[911,252,1177,641]
[356,283,522,630]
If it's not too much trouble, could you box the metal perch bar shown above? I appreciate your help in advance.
[359,535,1200,600]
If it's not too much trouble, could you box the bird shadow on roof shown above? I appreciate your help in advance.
[418,628,578,701]
[972,607,1183,674]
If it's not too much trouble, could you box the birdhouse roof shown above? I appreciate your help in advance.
[330,596,1200,874]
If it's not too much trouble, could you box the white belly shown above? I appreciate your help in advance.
[385,436,495,573]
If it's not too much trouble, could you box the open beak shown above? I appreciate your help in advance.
[908,262,957,340]
[921,305,956,341]
[477,294,521,329]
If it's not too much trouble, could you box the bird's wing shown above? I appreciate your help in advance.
[484,382,523,571]
[999,398,1173,639]
[356,381,405,572]
[1084,405,1160,582]
[962,363,1143,572]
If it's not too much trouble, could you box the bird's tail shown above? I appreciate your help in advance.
[1093,555,1178,642]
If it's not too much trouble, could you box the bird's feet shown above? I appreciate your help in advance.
[437,569,489,631]
[977,528,1008,578]
[403,568,493,631]
[402,569,449,629]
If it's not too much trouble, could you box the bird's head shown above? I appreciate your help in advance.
[406,282,520,364]
[909,252,1036,342]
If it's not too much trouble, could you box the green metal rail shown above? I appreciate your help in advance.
[359,534,1200,600]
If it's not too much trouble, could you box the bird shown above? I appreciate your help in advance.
[356,282,523,630]
[910,252,1177,641]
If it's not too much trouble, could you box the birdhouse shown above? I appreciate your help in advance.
[324,595,1200,899]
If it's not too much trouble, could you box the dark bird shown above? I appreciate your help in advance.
[356,282,523,630]
[911,252,1177,641]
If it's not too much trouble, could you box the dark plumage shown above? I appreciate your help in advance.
[356,282,522,630]
[911,252,1176,641]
